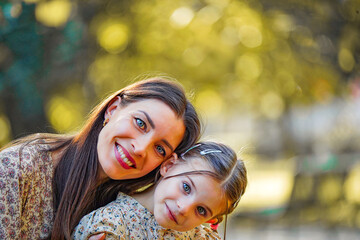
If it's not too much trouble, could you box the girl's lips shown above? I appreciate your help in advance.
[166,203,178,224]
[114,143,136,169]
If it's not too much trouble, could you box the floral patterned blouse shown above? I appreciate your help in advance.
[0,141,54,239]
[73,192,221,240]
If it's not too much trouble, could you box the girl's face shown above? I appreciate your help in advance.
[153,158,226,232]
[97,97,185,180]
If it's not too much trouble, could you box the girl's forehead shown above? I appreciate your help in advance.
[179,156,213,170]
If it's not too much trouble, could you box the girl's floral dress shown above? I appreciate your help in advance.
[0,141,54,239]
[73,192,221,240]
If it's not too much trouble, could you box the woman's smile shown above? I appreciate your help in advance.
[114,143,136,169]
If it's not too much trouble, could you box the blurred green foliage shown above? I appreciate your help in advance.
[1,0,360,234]
[0,0,359,149]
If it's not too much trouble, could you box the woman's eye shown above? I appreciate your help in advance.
[183,182,191,194]
[156,145,166,157]
[197,206,206,216]
[135,118,146,131]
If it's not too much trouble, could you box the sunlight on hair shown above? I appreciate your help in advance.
[170,7,194,28]
[35,0,72,27]
[97,20,129,54]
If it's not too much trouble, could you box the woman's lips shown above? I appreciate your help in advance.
[166,203,178,224]
[114,143,136,169]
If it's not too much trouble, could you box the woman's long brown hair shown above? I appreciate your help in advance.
[3,77,201,240]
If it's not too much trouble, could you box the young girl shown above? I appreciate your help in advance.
[0,77,201,239]
[72,141,247,240]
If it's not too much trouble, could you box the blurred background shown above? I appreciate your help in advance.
[1,0,360,239]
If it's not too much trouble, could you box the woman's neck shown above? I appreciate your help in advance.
[132,186,156,213]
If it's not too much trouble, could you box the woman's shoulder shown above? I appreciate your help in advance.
[0,139,53,177]
[1,138,51,154]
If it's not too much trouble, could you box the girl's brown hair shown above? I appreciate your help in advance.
[170,141,247,239]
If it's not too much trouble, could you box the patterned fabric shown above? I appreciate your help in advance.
[73,192,221,240]
[0,141,54,239]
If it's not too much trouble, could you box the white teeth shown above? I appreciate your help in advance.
[116,145,134,167]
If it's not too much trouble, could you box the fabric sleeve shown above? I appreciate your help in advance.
[192,224,222,240]
[72,204,127,240]
[0,143,53,239]
[0,145,26,239]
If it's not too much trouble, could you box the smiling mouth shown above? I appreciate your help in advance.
[166,203,178,224]
[115,143,136,169]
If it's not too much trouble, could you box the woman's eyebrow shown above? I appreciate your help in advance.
[139,110,155,128]
[139,110,175,152]
[161,139,174,152]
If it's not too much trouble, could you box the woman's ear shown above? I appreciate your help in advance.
[104,96,121,121]
[159,153,178,177]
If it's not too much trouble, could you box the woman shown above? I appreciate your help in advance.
[0,77,201,239]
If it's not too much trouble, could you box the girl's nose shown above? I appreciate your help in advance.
[177,199,192,216]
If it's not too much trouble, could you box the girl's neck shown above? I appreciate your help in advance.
[131,186,156,213]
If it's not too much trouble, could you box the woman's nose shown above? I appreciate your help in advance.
[132,136,151,158]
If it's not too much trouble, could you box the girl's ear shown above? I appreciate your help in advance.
[160,153,178,177]
[104,96,121,121]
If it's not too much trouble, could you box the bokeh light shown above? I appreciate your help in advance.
[170,7,194,28]
[0,115,11,145]
[96,20,129,54]
[195,88,224,119]
[35,0,72,27]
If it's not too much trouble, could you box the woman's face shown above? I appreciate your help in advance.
[97,97,185,180]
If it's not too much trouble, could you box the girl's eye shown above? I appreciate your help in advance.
[183,182,191,194]
[197,206,207,216]
[135,118,146,131]
[156,145,166,157]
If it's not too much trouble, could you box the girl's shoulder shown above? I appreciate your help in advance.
[182,225,222,240]
[158,225,222,239]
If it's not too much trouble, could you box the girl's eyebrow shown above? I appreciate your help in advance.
[186,176,213,217]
